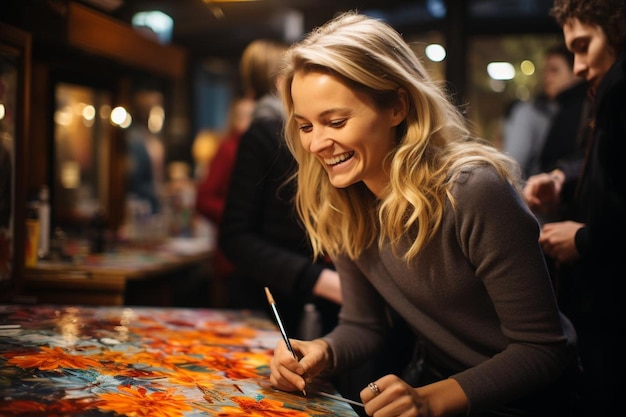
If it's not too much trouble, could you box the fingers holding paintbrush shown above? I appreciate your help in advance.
[265,311,335,398]
[265,287,307,396]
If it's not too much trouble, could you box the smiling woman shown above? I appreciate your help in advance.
[269,11,581,417]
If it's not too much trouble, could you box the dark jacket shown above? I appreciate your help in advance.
[551,53,626,417]
[219,95,338,335]
[539,80,589,173]
[541,81,590,217]
[563,56,626,323]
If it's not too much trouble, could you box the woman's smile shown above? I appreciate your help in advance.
[324,151,355,167]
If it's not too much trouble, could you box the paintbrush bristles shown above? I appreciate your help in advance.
[264,287,275,304]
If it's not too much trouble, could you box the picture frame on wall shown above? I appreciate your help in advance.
[0,22,30,300]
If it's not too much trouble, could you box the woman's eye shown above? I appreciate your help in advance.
[330,119,347,128]
[298,124,312,133]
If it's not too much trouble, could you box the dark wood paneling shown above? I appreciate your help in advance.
[66,2,186,79]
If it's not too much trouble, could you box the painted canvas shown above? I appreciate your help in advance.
[0,305,359,416]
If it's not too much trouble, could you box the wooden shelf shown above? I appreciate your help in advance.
[65,2,186,79]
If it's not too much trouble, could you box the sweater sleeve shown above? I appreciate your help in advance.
[323,254,391,371]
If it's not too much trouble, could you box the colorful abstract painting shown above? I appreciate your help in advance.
[0,305,359,416]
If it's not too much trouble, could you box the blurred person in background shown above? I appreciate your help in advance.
[503,45,585,179]
[523,0,625,414]
[219,39,341,338]
[195,97,254,294]
[508,47,590,281]
[126,90,165,215]
[195,98,254,224]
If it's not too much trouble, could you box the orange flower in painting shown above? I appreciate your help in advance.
[197,352,260,380]
[127,350,195,370]
[186,343,230,358]
[215,396,311,417]
[231,350,271,369]
[94,350,160,378]
[166,367,220,387]
[134,325,259,352]
[7,346,101,371]
[97,385,192,417]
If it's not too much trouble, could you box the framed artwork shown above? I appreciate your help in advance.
[0,23,30,299]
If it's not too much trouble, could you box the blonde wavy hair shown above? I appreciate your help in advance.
[279,11,521,262]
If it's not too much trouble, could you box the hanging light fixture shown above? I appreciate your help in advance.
[131,10,174,44]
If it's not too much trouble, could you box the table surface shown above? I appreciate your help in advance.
[27,237,214,278]
[0,305,359,416]
[20,238,217,306]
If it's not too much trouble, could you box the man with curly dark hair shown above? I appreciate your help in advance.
[523,0,625,415]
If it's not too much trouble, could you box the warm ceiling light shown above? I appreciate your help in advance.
[425,44,446,62]
[520,60,535,76]
[487,62,515,80]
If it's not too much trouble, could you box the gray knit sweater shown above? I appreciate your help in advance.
[325,164,577,414]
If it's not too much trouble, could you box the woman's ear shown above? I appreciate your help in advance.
[391,88,409,126]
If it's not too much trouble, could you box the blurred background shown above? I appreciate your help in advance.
[0,0,566,302]
[103,0,561,144]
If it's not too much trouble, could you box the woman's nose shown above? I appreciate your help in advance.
[308,129,332,154]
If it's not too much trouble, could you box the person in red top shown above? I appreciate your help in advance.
[196,97,254,225]
[195,97,254,284]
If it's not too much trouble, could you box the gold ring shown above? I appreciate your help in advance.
[368,382,381,396]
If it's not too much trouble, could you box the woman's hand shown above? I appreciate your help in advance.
[360,375,468,417]
[269,338,333,393]
[361,375,430,416]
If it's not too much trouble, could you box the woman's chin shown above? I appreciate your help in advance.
[328,177,357,189]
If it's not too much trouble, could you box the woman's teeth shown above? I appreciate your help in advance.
[325,152,354,166]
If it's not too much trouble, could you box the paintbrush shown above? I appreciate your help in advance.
[264,286,307,396]
[317,391,365,407]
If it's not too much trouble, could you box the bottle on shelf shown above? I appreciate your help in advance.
[25,202,40,267]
